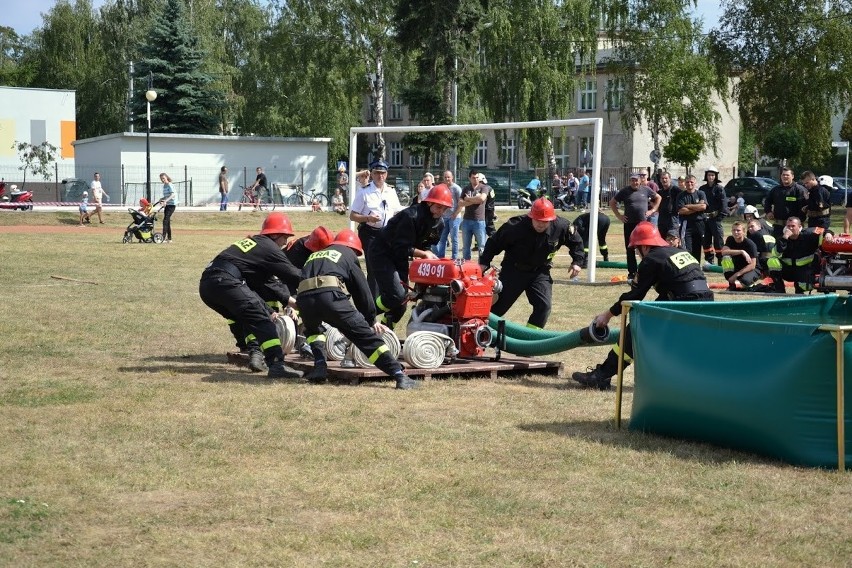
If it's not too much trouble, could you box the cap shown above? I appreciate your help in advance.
[370,160,389,172]
[630,173,640,180]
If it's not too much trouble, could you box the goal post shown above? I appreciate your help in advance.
[349,118,605,283]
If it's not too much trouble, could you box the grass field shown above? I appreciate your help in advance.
[0,208,850,567]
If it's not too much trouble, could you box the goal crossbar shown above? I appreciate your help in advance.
[348,118,604,283]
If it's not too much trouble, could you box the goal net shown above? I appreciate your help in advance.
[348,118,605,283]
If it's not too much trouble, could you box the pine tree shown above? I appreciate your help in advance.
[134,0,224,134]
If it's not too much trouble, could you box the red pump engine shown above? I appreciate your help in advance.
[819,234,852,292]
[407,259,501,357]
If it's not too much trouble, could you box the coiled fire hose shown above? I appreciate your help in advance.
[349,329,401,368]
[323,326,351,361]
[402,331,455,369]
[274,314,298,354]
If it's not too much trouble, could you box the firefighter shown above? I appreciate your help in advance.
[720,221,762,291]
[700,166,729,267]
[296,229,419,390]
[368,184,453,329]
[802,172,832,230]
[285,226,335,270]
[199,213,304,379]
[746,218,780,280]
[572,221,713,390]
[771,216,824,294]
[572,210,610,267]
[480,198,585,329]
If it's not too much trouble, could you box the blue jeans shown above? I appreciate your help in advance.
[434,216,462,259]
[461,219,486,260]
[220,192,228,211]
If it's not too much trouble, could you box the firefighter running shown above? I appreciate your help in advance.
[572,221,713,390]
[479,198,585,329]
[296,229,419,390]
[199,213,304,379]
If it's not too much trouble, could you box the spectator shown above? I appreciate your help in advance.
[656,171,680,236]
[699,166,729,268]
[219,166,229,211]
[249,167,269,211]
[418,172,435,203]
[355,169,370,189]
[610,173,661,282]
[336,165,349,202]
[88,172,109,224]
[78,191,89,226]
[578,169,591,209]
[456,170,489,260]
[664,226,684,249]
[676,174,708,263]
[434,170,463,259]
[566,171,579,208]
[332,188,347,215]
[734,192,746,218]
[159,172,177,243]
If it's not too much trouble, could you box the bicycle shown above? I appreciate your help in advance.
[285,185,329,209]
[237,185,275,211]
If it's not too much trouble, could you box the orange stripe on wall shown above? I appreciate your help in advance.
[60,121,76,158]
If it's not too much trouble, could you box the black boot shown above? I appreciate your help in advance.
[394,372,419,390]
[247,349,266,372]
[304,362,328,384]
[571,365,613,390]
[267,359,303,379]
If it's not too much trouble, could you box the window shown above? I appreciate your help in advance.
[605,78,624,110]
[472,140,488,166]
[390,99,403,121]
[389,142,403,167]
[553,136,569,169]
[409,153,423,167]
[501,138,516,166]
[579,79,597,112]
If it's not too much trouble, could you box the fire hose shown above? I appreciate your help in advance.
[597,260,723,274]
[402,331,457,369]
[486,314,620,356]
[348,329,401,368]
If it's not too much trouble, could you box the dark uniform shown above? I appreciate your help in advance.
[676,189,708,263]
[296,244,412,388]
[721,236,762,290]
[612,185,659,278]
[656,184,681,236]
[367,202,443,328]
[773,228,824,294]
[764,182,808,238]
[804,183,832,229]
[284,235,314,270]
[574,245,713,389]
[746,225,779,278]
[701,181,729,264]
[480,214,585,329]
[484,184,497,237]
[199,234,303,377]
[572,211,610,266]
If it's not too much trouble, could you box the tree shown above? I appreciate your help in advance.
[710,0,852,168]
[133,0,224,134]
[664,128,704,173]
[0,26,34,85]
[14,141,58,188]
[602,1,725,169]
[841,110,852,144]
[761,124,805,167]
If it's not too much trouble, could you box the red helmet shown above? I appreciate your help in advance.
[260,212,294,236]
[423,184,454,208]
[305,226,334,252]
[628,221,668,248]
[529,198,557,222]
[333,228,364,255]
[139,198,150,207]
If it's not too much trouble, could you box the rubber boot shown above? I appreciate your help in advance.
[267,359,304,379]
[571,352,620,390]
[304,362,328,384]
[247,349,266,373]
[394,372,419,390]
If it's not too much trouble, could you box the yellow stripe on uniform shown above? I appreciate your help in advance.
[245,334,256,342]
[307,334,327,344]
[261,338,282,351]
[226,319,236,324]
[376,296,389,312]
[368,344,389,363]
[525,322,543,330]
[612,344,633,363]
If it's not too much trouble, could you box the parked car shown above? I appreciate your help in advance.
[724,176,778,206]
[61,178,89,202]
[827,177,850,206]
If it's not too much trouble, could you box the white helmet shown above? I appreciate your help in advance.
[9,184,17,190]
[743,204,760,218]
[82,191,88,196]
[818,175,834,187]
[705,166,719,174]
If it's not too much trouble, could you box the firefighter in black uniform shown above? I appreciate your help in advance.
[720,221,762,291]
[764,166,808,238]
[700,166,729,267]
[480,198,585,329]
[296,229,419,390]
[199,213,304,379]
[802,172,832,230]
[285,226,335,269]
[572,210,610,267]
[772,216,825,294]
[368,184,454,329]
[572,221,713,390]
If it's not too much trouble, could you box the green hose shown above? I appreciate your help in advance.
[487,314,620,356]
[597,259,722,273]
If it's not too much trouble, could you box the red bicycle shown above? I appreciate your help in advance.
[237,185,275,211]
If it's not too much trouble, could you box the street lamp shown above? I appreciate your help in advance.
[145,72,157,203]
[832,141,850,206]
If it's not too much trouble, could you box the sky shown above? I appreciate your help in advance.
[3,0,725,37]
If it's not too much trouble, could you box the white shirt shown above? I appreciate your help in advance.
[89,180,105,203]
[351,182,402,229]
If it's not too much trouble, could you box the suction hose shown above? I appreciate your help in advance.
[597,260,722,274]
[487,314,619,357]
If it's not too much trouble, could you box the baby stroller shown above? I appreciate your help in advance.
[122,201,164,243]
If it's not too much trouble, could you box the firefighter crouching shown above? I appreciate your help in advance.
[296,229,419,390]
[572,221,713,390]
[771,216,826,294]
[199,213,304,379]
[368,184,453,329]
[479,198,585,329]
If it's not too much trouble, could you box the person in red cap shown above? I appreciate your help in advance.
[368,184,453,329]
[572,221,713,390]
[479,198,585,329]
[199,212,304,379]
[297,229,419,390]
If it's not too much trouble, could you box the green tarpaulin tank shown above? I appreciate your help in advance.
[627,294,851,469]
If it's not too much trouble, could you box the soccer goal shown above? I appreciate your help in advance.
[349,118,605,283]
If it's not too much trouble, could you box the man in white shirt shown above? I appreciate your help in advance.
[88,172,109,224]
